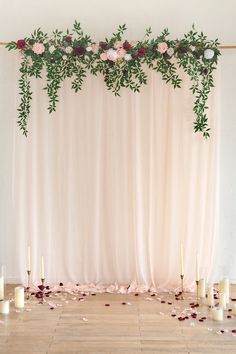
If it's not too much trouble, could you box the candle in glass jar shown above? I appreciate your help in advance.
[198,279,206,298]
[14,286,24,308]
[0,300,9,314]
[41,256,45,279]
[219,292,227,310]
[212,307,223,321]
[27,246,31,272]
[207,286,214,307]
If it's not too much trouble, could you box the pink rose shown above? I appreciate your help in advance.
[86,46,93,52]
[117,48,127,58]
[32,43,45,55]
[100,52,108,61]
[157,42,168,54]
[114,41,122,49]
[91,43,99,54]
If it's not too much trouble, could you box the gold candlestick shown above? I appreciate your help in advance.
[196,280,199,302]
[26,270,31,300]
[180,274,184,300]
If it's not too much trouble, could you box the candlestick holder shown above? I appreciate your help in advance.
[196,280,199,302]
[180,274,184,300]
[26,270,31,300]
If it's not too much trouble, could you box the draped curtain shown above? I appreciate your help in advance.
[13,68,219,290]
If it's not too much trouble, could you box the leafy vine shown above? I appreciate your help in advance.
[6,23,220,137]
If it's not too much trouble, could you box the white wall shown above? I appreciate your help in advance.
[0,0,236,281]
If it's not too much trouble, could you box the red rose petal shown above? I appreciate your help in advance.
[59,282,63,286]
[171,314,176,317]
[232,329,236,333]
[50,307,54,310]
[134,293,139,296]
[227,315,232,319]
[201,317,207,320]
[228,309,232,312]
[168,302,172,305]
[199,319,204,322]
[121,302,127,305]
[161,300,166,304]
[105,303,110,306]
[220,330,224,333]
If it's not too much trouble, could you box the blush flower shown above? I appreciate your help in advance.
[124,53,132,61]
[167,47,174,56]
[86,46,93,52]
[100,52,108,61]
[114,41,122,49]
[157,42,168,54]
[117,47,127,58]
[64,46,73,54]
[91,43,99,54]
[32,43,45,55]
[107,48,118,61]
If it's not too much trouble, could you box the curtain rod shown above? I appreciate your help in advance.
[0,41,235,49]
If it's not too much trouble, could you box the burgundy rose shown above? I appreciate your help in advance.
[137,47,146,57]
[16,39,26,49]
[99,41,109,50]
[65,36,72,43]
[38,285,45,291]
[123,40,132,51]
[73,46,86,56]
[178,47,188,54]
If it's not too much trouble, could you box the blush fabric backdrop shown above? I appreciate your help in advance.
[12,65,219,291]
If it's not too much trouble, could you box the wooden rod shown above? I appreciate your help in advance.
[0,41,236,49]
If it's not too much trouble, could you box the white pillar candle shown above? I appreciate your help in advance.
[196,254,199,281]
[27,246,31,272]
[219,292,227,310]
[180,243,184,276]
[14,286,24,308]
[220,278,230,304]
[198,278,206,298]
[212,307,223,321]
[207,286,214,307]
[0,276,4,300]
[232,304,236,316]
[0,300,10,314]
[41,256,45,279]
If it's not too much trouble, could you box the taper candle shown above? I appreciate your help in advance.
[27,246,31,272]
[41,256,45,279]
[0,300,9,314]
[212,307,223,321]
[196,254,199,281]
[14,286,24,308]
[180,243,184,276]
[0,275,4,300]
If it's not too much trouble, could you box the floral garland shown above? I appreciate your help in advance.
[6,22,220,137]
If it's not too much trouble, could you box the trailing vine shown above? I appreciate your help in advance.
[6,22,220,137]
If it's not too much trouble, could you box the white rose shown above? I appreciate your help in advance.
[62,55,67,61]
[124,53,132,61]
[204,48,214,60]
[49,45,56,54]
[107,48,118,62]
[64,46,73,54]
[167,47,174,56]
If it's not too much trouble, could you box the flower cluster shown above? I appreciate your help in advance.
[6,22,220,137]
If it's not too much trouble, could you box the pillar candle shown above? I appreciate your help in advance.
[196,254,199,281]
[41,256,45,279]
[0,300,10,314]
[14,286,24,308]
[220,278,229,304]
[219,292,227,310]
[206,286,214,307]
[27,246,31,272]
[232,304,236,316]
[198,279,206,298]
[212,307,223,321]
[180,244,184,276]
[0,276,4,300]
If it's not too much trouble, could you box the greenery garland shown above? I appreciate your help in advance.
[6,22,220,137]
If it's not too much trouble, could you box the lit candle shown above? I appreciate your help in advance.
[41,256,45,279]
[232,304,236,315]
[0,300,10,314]
[196,254,199,281]
[27,246,31,272]
[0,275,4,300]
[219,292,227,310]
[206,286,214,307]
[180,243,184,276]
[198,279,206,298]
[14,286,24,308]
[212,307,223,321]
